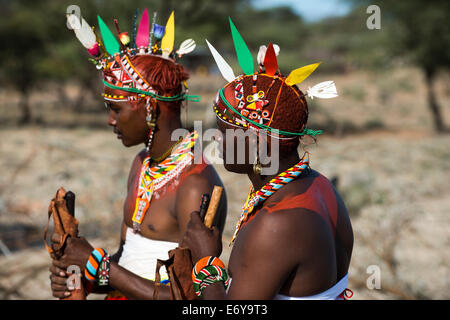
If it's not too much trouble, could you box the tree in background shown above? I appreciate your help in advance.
[0,0,54,124]
[0,0,101,123]
[5,0,447,131]
[351,0,450,132]
[0,0,250,124]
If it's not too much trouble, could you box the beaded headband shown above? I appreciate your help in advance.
[66,9,200,103]
[207,18,339,137]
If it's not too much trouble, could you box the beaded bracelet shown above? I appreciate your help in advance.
[192,256,230,297]
[97,254,111,286]
[84,248,107,282]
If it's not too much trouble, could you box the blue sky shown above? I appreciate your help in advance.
[251,0,353,22]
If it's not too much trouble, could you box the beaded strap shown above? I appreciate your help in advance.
[84,248,107,282]
[192,256,230,297]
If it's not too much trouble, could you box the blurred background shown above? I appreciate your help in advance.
[0,0,449,299]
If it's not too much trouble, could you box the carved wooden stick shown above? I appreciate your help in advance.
[204,186,223,228]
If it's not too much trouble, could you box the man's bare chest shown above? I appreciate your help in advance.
[123,170,179,241]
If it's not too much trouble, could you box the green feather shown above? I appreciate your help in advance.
[229,17,254,75]
[97,15,120,55]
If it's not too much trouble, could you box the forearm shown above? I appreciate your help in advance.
[108,261,171,300]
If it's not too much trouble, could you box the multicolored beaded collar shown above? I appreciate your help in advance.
[132,131,198,233]
[230,152,310,244]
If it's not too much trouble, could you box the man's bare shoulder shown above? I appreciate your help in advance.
[177,163,227,232]
[254,206,328,233]
[179,162,221,188]
[177,164,216,196]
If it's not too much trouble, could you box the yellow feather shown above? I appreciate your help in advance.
[161,11,175,57]
[285,62,321,86]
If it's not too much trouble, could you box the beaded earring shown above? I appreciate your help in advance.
[145,98,157,153]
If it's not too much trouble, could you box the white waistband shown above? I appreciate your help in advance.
[274,273,349,300]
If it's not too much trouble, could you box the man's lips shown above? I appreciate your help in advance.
[113,128,122,139]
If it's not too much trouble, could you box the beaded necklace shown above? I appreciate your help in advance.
[151,136,183,163]
[230,152,310,244]
[132,131,198,233]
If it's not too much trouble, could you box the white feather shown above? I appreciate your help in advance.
[273,44,280,55]
[205,39,236,83]
[306,81,338,99]
[67,14,97,49]
[176,39,196,56]
[257,44,280,65]
[257,45,266,66]
[67,14,81,30]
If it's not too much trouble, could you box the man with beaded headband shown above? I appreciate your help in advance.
[182,18,354,300]
[48,9,227,299]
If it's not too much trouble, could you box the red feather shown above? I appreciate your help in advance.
[264,42,278,76]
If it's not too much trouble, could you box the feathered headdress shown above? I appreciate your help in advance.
[207,18,338,138]
[66,9,199,103]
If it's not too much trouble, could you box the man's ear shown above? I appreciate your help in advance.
[130,99,147,114]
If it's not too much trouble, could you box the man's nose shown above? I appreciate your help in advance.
[107,109,117,126]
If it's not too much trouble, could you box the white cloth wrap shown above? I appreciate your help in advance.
[118,227,178,281]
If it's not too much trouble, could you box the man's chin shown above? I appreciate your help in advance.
[223,162,249,174]
[118,137,134,147]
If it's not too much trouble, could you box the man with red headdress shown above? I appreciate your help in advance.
[182,19,353,300]
[48,10,227,299]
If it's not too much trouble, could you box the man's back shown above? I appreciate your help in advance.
[228,169,353,299]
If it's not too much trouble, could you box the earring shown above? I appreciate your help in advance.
[182,80,189,126]
[253,157,262,175]
[145,98,157,153]
[253,133,262,175]
[253,139,262,175]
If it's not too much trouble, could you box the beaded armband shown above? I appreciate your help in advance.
[98,254,111,286]
[192,256,230,297]
[84,248,107,282]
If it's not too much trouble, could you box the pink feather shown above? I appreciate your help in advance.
[136,8,149,48]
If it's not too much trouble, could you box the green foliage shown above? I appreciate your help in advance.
[346,0,450,74]
[346,0,449,131]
